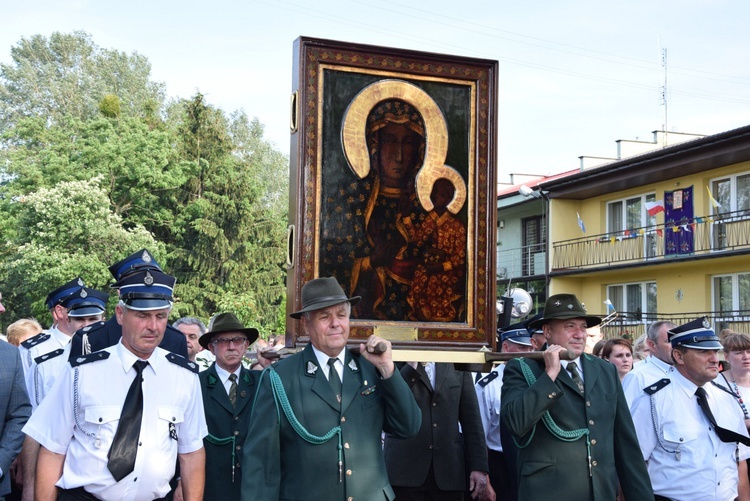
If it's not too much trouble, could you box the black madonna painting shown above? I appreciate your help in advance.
[287,37,497,348]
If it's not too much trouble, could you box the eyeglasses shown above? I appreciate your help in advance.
[211,337,249,347]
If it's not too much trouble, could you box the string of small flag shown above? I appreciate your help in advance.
[575,186,723,240]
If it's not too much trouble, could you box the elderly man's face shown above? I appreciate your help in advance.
[544,318,588,358]
[177,323,204,361]
[302,302,350,358]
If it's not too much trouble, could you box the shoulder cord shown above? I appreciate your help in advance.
[204,434,237,482]
[515,359,592,473]
[73,367,97,441]
[33,364,41,406]
[649,392,679,459]
[258,367,344,481]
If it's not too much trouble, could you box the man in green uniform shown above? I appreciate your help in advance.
[501,294,653,501]
[241,277,421,501]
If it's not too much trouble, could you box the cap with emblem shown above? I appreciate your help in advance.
[45,277,85,310]
[108,249,162,284]
[668,316,721,350]
[62,287,109,317]
[115,269,176,311]
[498,321,533,346]
[527,293,601,330]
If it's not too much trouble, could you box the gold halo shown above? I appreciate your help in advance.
[341,79,448,180]
[415,164,467,214]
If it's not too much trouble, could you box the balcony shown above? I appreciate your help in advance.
[497,242,546,280]
[600,309,750,341]
[552,209,750,272]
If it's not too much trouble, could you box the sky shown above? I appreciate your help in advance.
[3,0,750,182]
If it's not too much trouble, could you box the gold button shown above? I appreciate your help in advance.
[548,393,554,399]
[591,439,597,445]
[348,498,353,501]
[586,401,591,407]
[592,460,598,467]
[432,402,437,407]
[341,417,346,423]
[344,443,350,449]
[346,469,352,476]
[433,423,438,428]
[589,420,594,425]
[234,430,240,436]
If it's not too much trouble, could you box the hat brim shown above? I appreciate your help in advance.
[123,298,173,311]
[504,336,533,347]
[68,306,106,317]
[199,327,260,349]
[290,296,361,319]
[527,314,602,330]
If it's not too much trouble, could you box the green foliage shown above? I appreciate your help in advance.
[0,32,289,335]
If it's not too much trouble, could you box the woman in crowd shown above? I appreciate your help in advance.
[716,332,750,482]
[602,338,634,381]
[5,318,42,346]
[632,333,650,362]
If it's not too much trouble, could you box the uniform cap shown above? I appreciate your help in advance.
[45,277,85,310]
[62,287,109,317]
[668,316,721,350]
[108,249,162,284]
[115,269,175,311]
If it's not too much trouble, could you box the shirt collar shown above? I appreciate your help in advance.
[49,325,71,346]
[116,341,160,375]
[671,368,700,398]
[311,345,345,370]
[214,363,241,384]
[647,355,674,374]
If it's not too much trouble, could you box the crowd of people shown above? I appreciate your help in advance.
[1,252,750,500]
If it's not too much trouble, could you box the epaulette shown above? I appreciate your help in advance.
[21,332,50,349]
[35,348,65,365]
[166,353,199,374]
[76,321,106,336]
[643,378,671,395]
[477,371,499,388]
[70,351,110,367]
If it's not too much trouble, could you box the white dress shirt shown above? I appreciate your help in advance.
[475,364,505,451]
[631,369,749,501]
[19,326,71,409]
[24,342,207,501]
[622,354,674,409]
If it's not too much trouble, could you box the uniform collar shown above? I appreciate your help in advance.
[214,363,241,385]
[647,355,674,374]
[116,340,161,375]
[311,344,345,369]
[671,368,700,398]
[49,325,72,346]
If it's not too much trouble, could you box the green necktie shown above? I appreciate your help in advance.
[328,358,342,404]
[228,373,238,408]
[566,361,584,393]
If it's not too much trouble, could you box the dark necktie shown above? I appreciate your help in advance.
[566,361,584,393]
[228,373,238,408]
[108,360,149,481]
[328,358,342,404]
[695,386,750,445]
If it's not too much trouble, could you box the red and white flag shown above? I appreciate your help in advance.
[644,200,665,216]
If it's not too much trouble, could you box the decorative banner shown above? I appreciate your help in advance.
[665,186,694,256]
[577,212,586,234]
[706,185,721,209]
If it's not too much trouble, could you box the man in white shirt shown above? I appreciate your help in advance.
[23,269,207,501]
[630,316,750,501]
[621,320,676,409]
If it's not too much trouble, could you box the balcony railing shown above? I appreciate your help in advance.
[600,309,750,341]
[497,242,546,280]
[552,209,750,271]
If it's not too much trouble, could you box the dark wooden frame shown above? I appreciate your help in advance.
[286,37,498,350]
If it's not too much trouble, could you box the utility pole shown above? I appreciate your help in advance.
[660,48,668,147]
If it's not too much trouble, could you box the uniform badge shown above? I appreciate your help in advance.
[144,271,154,286]
[77,277,85,286]
[361,386,377,396]
[702,317,710,328]
[567,304,573,309]
[80,289,88,298]
[306,361,318,375]
[169,422,178,441]
[348,359,359,373]
[554,300,561,307]
[142,250,152,263]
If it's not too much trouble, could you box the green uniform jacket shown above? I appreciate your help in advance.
[241,344,422,501]
[500,354,654,501]
[199,363,258,501]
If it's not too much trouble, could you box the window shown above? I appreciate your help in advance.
[607,281,657,322]
[607,194,657,234]
[522,216,546,276]
[713,272,750,316]
[711,171,750,216]
[607,193,658,258]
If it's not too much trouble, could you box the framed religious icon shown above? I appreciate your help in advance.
[286,37,498,350]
